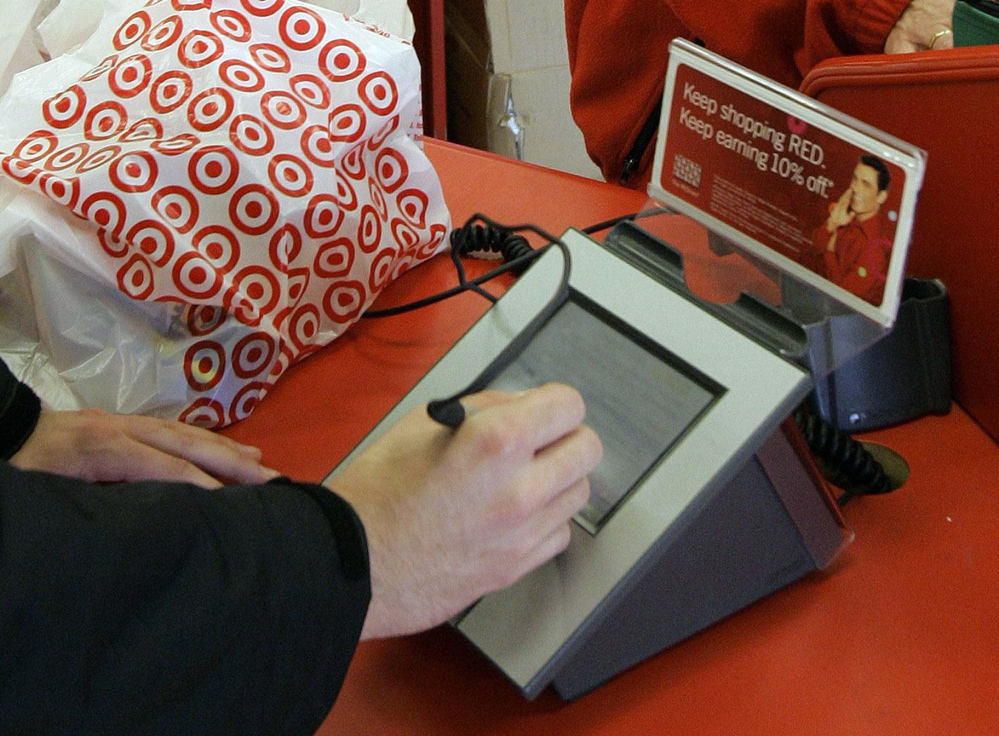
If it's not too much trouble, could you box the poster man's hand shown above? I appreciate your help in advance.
[826,187,855,234]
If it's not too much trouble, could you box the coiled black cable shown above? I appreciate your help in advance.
[449,221,535,274]
[794,405,893,505]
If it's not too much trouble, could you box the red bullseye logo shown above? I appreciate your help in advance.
[229,114,275,156]
[219,60,265,92]
[357,204,383,253]
[232,332,276,379]
[390,218,421,251]
[289,304,321,350]
[14,130,59,162]
[188,88,234,132]
[322,280,367,325]
[230,184,279,235]
[184,340,226,391]
[268,154,313,197]
[290,74,331,109]
[2,156,39,185]
[329,104,365,143]
[45,143,90,172]
[279,6,326,51]
[171,0,213,10]
[314,237,354,278]
[241,0,285,17]
[114,11,151,50]
[110,54,153,98]
[152,133,200,156]
[300,125,337,168]
[153,186,200,233]
[80,55,118,82]
[341,144,367,180]
[261,91,306,130]
[250,43,291,73]
[193,225,241,273]
[397,188,429,228]
[358,72,398,116]
[127,219,175,266]
[179,30,224,68]
[335,170,358,211]
[189,145,240,195]
[418,223,449,259]
[229,382,269,424]
[77,145,122,174]
[142,15,184,51]
[117,253,156,300]
[368,180,388,219]
[211,9,252,41]
[286,267,310,306]
[368,115,400,150]
[150,70,193,113]
[375,148,409,193]
[186,304,226,336]
[226,267,280,326]
[319,39,366,82]
[110,151,159,193]
[179,397,226,429]
[82,191,127,237]
[304,194,344,238]
[173,252,223,299]
[120,118,164,143]
[368,246,399,292]
[43,86,87,129]
[85,101,128,141]
[38,174,81,210]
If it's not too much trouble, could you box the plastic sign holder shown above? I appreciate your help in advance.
[649,39,925,363]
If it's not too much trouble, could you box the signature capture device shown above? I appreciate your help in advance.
[329,41,925,700]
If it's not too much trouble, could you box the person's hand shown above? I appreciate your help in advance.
[9,407,280,488]
[328,383,603,640]
[885,0,957,53]
[826,186,855,234]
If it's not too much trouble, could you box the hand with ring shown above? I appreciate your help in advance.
[885,0,957,53]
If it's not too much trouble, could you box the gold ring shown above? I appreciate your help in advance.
[929,27,953,49]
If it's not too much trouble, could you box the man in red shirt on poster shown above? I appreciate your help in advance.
[806,154,893,304]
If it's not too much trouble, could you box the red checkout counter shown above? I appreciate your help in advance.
[222,139,999,736]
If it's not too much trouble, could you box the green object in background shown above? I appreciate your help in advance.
[953,0,999,46]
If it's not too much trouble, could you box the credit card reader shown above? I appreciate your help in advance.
[328,40,924,700]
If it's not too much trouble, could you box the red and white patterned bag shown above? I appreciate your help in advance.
[0,0,450,427]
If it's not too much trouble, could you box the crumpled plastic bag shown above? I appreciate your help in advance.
[0,0,450,427]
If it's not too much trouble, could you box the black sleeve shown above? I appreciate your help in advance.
[0,464,371,736]
[0,358,42,460]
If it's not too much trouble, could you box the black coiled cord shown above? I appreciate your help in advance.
[794,405,893,505]
[449,222,535,275]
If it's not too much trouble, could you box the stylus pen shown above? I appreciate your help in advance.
[427,397,468,429]
[426,237,573,431]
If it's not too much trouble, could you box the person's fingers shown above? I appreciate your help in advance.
[463,383,587,455]
[927,26,954,50]
[91,435,224,488]
[509,424,602,516]
[110,414,280,484]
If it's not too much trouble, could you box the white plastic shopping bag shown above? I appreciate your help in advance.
[0,0,450,427]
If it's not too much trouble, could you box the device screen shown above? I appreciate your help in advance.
[487,292,722,533]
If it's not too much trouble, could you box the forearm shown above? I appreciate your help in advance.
[0,466,370,735]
